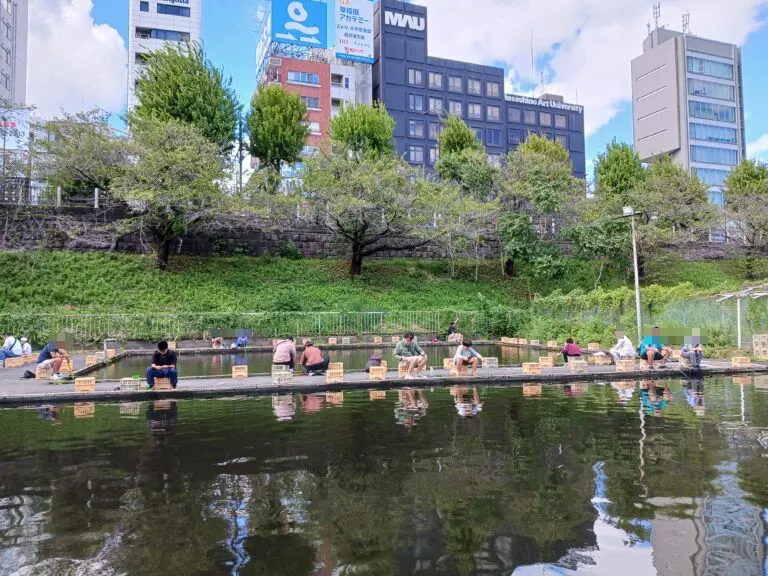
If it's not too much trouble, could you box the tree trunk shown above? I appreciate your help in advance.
[155,235,172,270]
[504,258,516,277]
[350,244,364,276]
[594,260,605,290]
[746,243,758,280]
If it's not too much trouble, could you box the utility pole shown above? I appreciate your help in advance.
[238,116,244,195]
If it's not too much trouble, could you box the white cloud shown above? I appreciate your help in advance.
[413,0,768,137]
[747,133,768,159]
[28,0,127,118]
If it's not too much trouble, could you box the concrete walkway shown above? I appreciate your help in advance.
[1,358,765,406]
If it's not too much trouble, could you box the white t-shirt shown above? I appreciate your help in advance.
[21,343,32,355]
[3,336,22,355]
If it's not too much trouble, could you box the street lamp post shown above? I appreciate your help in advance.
[624,206,643,344]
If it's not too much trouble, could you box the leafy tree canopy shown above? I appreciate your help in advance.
[329,102,395,157]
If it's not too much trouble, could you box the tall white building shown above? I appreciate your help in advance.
[127,0,202,108]
[0,0,28,105]
[631,26,745,208]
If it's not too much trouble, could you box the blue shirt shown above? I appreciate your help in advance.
[639,335,662,356]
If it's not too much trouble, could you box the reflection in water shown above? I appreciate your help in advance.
[2,378,768,574]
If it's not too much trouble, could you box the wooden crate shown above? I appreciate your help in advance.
[369,390,386,400]
[500,337,512,344]
[232,365,248,379]
[391,336,400,343]
[538,356,555,368]
[482,357,499,369]
[23,354,35,365]
[60,358,74,373]
[74,403,95,418]
[154,400,173,411]
[94,351,107,360]
[518,339,529,346]
[568,359,588,374]
[154,378,173,391]
[522,385,543,397]
[167,341,177,350]
[616,359,637,373]
[509,338,518,345]
[5,357,23,368]
[369,366,387,381]
[547,340,558,348]
[326,392,344,406]
[530,339,540,346]
[733,375,752,386]
[450,362,468,377]
[373,336,383,344]
[593,355,612,366]
[328,362,344,372]
[381,360,388,371]
[327,337,338,345]
[522,362,541,375]
[587,343,601,351]
[36,366,53,379]
[272,370,293,386]
[732,357,751,368]
[326,368,344,384]
[398,361,408,378]
[120,378,142,391]
[341,337,351,345]
[85,355,98,367]
[75,378,96,392]
[119,402,141,417]
[106,349,116,359]
[442,357,453,371]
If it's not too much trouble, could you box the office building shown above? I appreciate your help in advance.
[631,26,745,205]
[0,0,28,105]
[373,0,586,177]
[127,0,202,109]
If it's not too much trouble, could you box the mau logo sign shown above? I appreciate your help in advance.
[384,10,425,31]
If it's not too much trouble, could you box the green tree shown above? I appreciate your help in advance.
[516,132,569,163]
[497,213,536,278]
[132,43,239,150]
[593,141,645,207]
[299,152,434,276]
[329,102,395,157]
[112,118,237,270]
[725,158,768,278]
[437,114,481,155]
[247,84,309,173]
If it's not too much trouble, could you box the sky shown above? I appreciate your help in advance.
[26,0,768,178]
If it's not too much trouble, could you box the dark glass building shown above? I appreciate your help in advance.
[373,0,586,178]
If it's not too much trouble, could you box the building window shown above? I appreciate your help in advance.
[556,134,568,148]
[540,112,552,127]
[708,189,725,207]
[468,103,482,120]
[428,72,443,89]
[428,122,439,140]
[555,114,567,129]
[409,119,424,138]
[473,127,483,141]
[688,78,735,102]
[448,75,463,93]
[301,96,321,110]
[508,107,521,123]
[409,145,424,163]
[524,110,537,124]
[408,94,424,112]
[287,71,321,85]
[344,77,350,89]
[688,100,736,123]
[408,68,423,86]
[487,128,501,146]
[687,56,733,80]
[468,79,482,95]
[690,123,737,144]
[429,147,439,164]
[140,1,149,12]
[690,145,738,166]
[507,128,521,144]
[135,52,150,64]
[331,73,344,87]
[486,81,500,97]
[448,100,462,117]
[307,122,321,135]
[487,105,500,122]
[428,97,443,114]
[157,3,190,16]
[693,167,732,187]
[148,28,191,41]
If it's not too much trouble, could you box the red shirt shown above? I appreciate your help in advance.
[562,343,582,355]
[299,345,324,366]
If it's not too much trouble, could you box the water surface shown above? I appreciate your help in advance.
[2,376,768,575]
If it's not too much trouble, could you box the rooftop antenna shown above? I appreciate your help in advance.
[682,13,690,34]
[530,28,535,98]
[653,3,661,30]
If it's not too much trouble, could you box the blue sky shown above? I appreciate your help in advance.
[64,1,768,172]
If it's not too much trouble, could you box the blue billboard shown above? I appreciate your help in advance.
[272,0,329,49]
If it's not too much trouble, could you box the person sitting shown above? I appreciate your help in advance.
[681,343,703,369]
[639,326,671,370]
[299,340,330,375]
[561,338,582,364]
[146,340,178,389]
[365,353,384,373]
[211,336,223,349]
[609,330,635,363]
[20,337,32,356]
[453,338,484,376]
[36,343,71,380]
[0,332,23,367]
[273,336,297,371]
[394,332,428,379]
[234,336,249,348]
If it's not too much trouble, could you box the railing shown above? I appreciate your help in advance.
[0,184,112,208]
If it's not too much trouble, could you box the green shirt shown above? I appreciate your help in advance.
[395,340,424,358]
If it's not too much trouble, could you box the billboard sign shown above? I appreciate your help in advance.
[335,0,374,63]
[272,0,329,48]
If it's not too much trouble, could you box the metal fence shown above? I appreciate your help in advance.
[0,183,109,208]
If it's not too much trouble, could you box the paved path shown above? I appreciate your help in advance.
[1,357,765,406]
